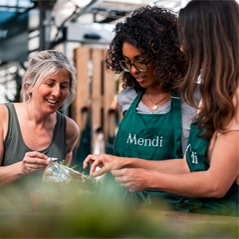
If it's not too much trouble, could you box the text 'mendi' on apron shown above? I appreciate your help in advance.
[113,90,185,207]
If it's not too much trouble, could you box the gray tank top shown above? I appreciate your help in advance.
[2,103,68,195]
[3,103,67,166]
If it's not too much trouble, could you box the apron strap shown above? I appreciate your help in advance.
[131,90,144,108]
[171,90,183,158]
[120,89,183,159]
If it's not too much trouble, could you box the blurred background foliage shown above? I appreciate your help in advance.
[5,63,26,103]
[0,180,238,239]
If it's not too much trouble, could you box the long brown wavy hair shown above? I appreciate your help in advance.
[178,0,239,138]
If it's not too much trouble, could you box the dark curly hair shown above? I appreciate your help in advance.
[105,5,188,92]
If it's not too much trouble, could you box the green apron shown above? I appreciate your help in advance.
[74,108,91,174]
[184,122,239,216]
[113,90,185,207]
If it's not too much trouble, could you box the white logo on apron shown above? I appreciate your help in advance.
[126,133,163,147]
[186,143,198,164]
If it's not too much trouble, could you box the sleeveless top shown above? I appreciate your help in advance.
[2,103,68,195]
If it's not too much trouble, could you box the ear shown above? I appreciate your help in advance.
[25,80,33,94]
[25,78,31,88]
[180,45,184,53]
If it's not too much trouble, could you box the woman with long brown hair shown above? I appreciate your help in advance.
[84,0,239,216]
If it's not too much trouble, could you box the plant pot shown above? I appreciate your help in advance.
[30,193,44,211]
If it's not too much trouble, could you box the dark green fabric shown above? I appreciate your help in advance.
[114,90,185,206]
[3,102,67,196]
[75,109,91,174]
[106,135,115,155]
[185,122,239,217]
[114,90,183,160]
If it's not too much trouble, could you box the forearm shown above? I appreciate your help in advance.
[86,154,189,176]
[0,162,24,187]
[64,152,72,166]
[152,130,239,198]
[147,170,222,198]
[123,157,189,174]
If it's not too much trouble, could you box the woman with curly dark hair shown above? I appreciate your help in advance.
[91,6,200,205]
[85,0,239,217]
[106,6,200,156]
[106,6,188,93]
[105,5,200,156]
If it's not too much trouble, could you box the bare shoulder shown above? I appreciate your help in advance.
[0,104,8,118]
[210,130,239,166]
[0,104,8,124]
[0,104,9,139]
[65,116,80,143]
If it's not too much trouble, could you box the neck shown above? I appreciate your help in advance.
[145,88,168,95]
[24,102,52,126]
[145,90,171,108]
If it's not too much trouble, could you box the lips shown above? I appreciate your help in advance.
[135,76,146,83]
[46,99,58,104]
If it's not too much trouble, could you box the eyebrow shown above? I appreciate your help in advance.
[123,54,144,59]
[45,79,70,84]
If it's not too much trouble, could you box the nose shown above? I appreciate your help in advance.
[52,85,61,98]
[130,65,139,74]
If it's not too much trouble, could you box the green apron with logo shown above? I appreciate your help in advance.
[184,121,239,216]
[113,90,185,207]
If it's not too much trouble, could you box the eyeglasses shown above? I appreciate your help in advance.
[119,59,151,72]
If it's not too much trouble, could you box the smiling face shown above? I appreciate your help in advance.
[122,42,157,89]
[30,69,70,114]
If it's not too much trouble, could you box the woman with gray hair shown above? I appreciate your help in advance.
[0,50,79,191]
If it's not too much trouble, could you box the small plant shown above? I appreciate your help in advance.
[61,159,77,170]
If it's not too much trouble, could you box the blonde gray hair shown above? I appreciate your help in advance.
[21,50,76,107]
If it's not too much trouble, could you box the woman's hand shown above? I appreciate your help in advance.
[83,153,125,176]
[112,168,152,192]
[21,151,49,175]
